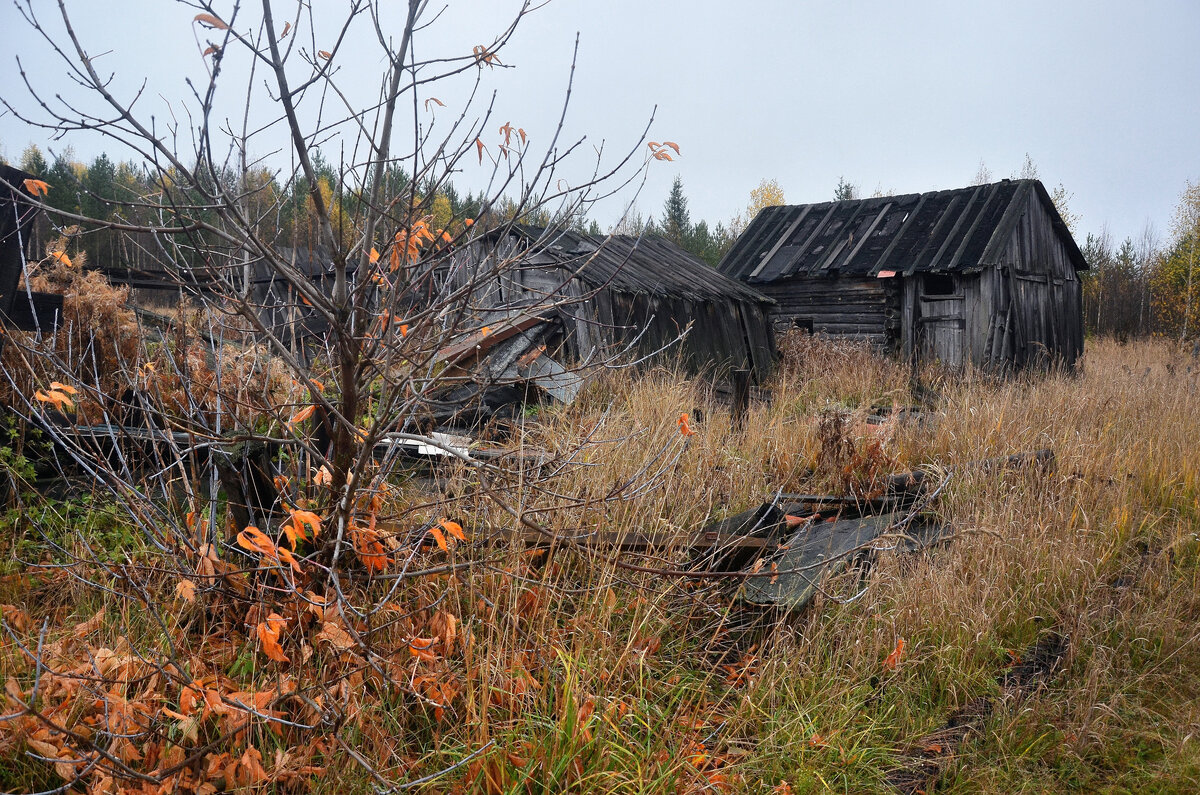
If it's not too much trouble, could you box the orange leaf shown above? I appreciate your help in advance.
[317,50,332,60]
[50,250,73,267]
[440,518,468,543]
[518,127,527,144]
[280,21,291,38]
[647,141,660,150]
[237,526,300,573]
[463,218,475,227]
[287,404,316,427]
[202,45,220,57]
[193,13,229,30]
[653,150,673,161]
[429,524,449,552]
[475,138,485,165]
[313,465,332,487]
[884,637,906,670]
[662,141,681,155]
[256,613,290,663]
[399,323,409,337]
[678,413,695,437]
[281,522,303,550]
[480,326,492,337]
[291,509,322,537]
[33,389,74,412]
[441,230,452,243]
[22,178,50,197]
[237,526,277,556]
[352,526,388,573]
[424,97,445,110]
[409,637,437,663]
[175,579,197,603]
[369,246,380,264]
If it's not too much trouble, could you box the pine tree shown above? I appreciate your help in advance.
[20,144,48,176]
[660,176,691,246]
[833,176,858,201]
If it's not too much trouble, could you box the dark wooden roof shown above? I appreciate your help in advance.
[512,227,774,305]
[719,179,1088,283]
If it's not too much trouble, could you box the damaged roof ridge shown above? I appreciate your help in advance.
[494,224,776,304]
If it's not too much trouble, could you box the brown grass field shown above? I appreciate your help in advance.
[2,335,1199,793]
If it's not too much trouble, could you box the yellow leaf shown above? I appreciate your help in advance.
[193,13,229,30]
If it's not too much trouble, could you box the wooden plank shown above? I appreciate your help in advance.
[4,291,64,333]
[740,512,901,609]
[749,205,812,280]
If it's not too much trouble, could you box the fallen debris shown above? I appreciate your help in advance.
[727,449,1054,610]
[885,631,1069,794]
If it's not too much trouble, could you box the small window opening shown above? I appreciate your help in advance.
[923,274,956,296]
[792,316,814,333]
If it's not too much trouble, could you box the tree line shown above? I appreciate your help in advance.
[7,143,1199,342]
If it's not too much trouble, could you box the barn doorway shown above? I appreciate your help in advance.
[917,273,966,367]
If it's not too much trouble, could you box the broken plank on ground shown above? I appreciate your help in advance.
[739,512,902,609]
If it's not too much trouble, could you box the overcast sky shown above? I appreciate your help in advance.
[1,0,1197,246]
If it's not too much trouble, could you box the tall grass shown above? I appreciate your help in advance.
[2,336,1199,793]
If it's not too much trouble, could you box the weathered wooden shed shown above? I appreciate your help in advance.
[718,179,1088,370]
[442,226,778,379]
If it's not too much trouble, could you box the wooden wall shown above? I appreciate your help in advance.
[757,276,899,348]
[982,191,1084,369]
[441,240,778,381]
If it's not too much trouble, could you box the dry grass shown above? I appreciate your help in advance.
[2,335,1200,793]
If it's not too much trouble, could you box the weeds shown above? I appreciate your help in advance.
[1,336,1199,792]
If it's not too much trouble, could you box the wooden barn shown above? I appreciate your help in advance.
[718,179,1088,370]
[440,226,778,380]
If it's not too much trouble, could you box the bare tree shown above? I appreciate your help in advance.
[0,2,684,789]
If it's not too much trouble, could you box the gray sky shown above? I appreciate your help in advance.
[2,0,1197,245]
